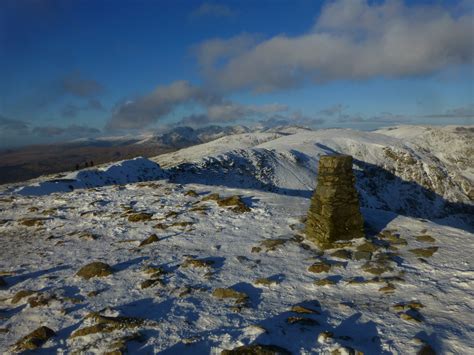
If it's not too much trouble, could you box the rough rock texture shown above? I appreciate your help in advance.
[13,326,55,351]
[306,155,364,247]
[76,262,113,279]
[221,344,291,355]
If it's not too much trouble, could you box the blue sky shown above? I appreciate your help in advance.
[0,0,473,147]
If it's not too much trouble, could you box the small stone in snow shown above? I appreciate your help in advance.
[76,262,113,279]
[139,234,159,247]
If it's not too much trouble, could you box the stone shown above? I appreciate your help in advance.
[308,262,331,273]
[378,283,396,293]
[306,155,364,247]
[139,234,159,247]
[19,218,46,227]
[13,326,55,351]
[212,288,249,304]
[417,344,436,355]
[415,235,436,243]
[254,278,278,286]
[330,249,352,260]
[353,251,372,261]
[409,247,438,258]
[331,347,364,355]
[260,238,287,251]
[27,293,56,308]
[140,278,163,289]
[217,195,251,213]
[76,262,113,279]
[317,331,334,344]
[185,190,199,197]
[290,305,320,314]
[202,193,220,201]
[314,278,337,286]
[128,212,153,222]
[356,242,379,252]
[181,258,214,268]
[221,344,291,355]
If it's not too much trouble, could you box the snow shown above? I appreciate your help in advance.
[13,157,165,196]
[1,125,473,354]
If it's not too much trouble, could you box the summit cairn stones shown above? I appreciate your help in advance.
[306,155,364,248]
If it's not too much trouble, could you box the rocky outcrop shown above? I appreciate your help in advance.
[306,155,364,247]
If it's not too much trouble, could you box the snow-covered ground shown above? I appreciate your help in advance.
[0,125,473,354]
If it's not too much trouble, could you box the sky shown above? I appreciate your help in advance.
[0,0,473,148]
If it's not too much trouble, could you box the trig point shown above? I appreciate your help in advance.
[306,154,365,248]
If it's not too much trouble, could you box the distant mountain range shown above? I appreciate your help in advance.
[0,125,253,184]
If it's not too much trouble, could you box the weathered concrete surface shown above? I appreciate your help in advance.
[306,155,365,247]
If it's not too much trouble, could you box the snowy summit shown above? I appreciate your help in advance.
[0,125,473,354]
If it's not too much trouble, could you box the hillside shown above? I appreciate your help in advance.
[0,125,473,354]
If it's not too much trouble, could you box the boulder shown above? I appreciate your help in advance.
[13,326,55,351]
[76,262,113,279]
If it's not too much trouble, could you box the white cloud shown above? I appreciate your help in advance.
[195,0,473,92]
[106,81,220,130]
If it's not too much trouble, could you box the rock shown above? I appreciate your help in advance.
[70,323,112,338]
[221,344,291,355]
[165,211,179,219]
[185,190,199,197]
[87,290,101,297]
[286,316,319,326]
[306,155,365,247]
[314,278,337,286]
[392,301,424,311]
[254,278,278,286]
[361,262,393,275]
[19,218,46,227]
[217,195,251,213]
[181,258,214,268]
[308,262,331,273]
[13,326,55,351]
[317,331,334,344]
[379,231,407,246]
[417,344,436,355]
[331,241,354,248]
[400,310,422,323]
[170,221,194,228]
[330,249,352,260]
[378,283,396,293]
[353,251,372,261]
[251,247,262,253]
[76,262,113,279]
[139,234,159,247]
[143,265,166,276]
[128,212,153,222]
[154,223,169,230]
[409,247,438,258]
[202,193,220,201]
[27,293,56,308]
[290,305,320,314]
[260,238,287,251]
[356,241,379,252]
[415,235,436,243]
[331,347,364,355]
[140,278,163,289]
[212,288,249,304]
[105,333,144,355]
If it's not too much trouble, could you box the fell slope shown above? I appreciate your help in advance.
[1,125,473,354]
